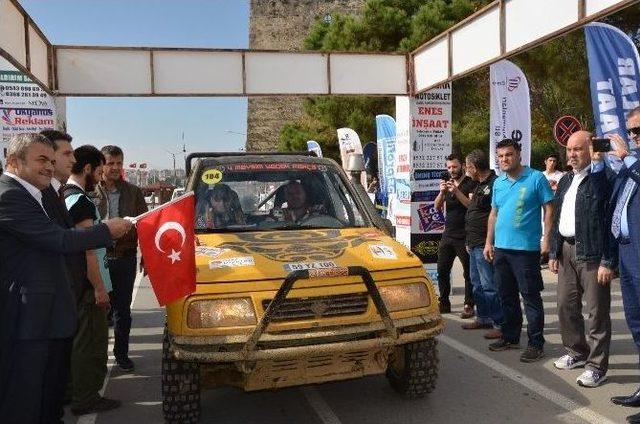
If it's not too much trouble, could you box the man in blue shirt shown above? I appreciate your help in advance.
[608,107,640,424]
[484,138,554,363]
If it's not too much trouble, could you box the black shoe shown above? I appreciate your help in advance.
[116,356,134,372]
[488,339,520,351]
[71,396,121,416]
[628,411,640,423]
[439,300,451,314]
[613,387,640,407]
[520,346,545,363]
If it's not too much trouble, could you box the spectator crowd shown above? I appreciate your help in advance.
[435,106,640,423]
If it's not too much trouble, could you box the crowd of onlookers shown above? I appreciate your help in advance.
[0,131,147,423]
[436,106,640,423]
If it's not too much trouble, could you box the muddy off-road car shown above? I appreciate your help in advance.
[162,152,444,423]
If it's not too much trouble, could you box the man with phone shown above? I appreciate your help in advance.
[608,107,640,423]
[548,131,614,388]
[434,153,477,316]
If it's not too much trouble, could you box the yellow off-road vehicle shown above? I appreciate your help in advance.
[162,152,444,423]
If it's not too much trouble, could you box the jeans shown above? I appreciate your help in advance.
[469,246,503,328]
[437,236,473,306]
[108,255,137,360]
[493,248,545,349]
[619,242,640,353]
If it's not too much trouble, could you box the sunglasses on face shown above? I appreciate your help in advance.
[628,127,640,136]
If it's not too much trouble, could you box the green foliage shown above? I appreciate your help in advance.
[281,0,639,170]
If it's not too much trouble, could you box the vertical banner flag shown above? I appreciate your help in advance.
[137,192,196,306]
[362,142,378,203]
[489,60,532,170]
[394,97,414,248]
[375,115,397,216]
[337,127,366,186]
[306,140,323,157]
[585,23,640,164]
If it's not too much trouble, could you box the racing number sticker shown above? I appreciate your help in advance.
[201,169,223,185]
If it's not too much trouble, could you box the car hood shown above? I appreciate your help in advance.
[194,228,422,283]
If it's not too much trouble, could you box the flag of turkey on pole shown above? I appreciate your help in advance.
[135,192,196,306]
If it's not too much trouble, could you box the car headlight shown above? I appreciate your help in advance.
[379,283,430,312]
[187,298,257,328]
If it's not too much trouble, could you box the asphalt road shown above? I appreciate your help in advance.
[64,263,640,424]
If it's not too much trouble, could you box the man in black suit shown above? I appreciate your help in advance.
[0,133,132,424]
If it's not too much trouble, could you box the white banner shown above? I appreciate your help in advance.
[0,57,65,163]
[410,83,452,170]
[336,127,366,186]
[489,60,531,170]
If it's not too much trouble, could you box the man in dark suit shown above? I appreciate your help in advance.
[608,106,640,424]
[0,133,132,424]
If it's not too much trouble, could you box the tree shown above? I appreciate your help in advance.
[281,0,639,169]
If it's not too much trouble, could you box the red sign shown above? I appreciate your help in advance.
[553,116,582,147]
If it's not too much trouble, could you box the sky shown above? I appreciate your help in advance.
[19,0,250,170]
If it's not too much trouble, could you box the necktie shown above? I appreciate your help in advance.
[58,185,65,201]
[612,177,636,239]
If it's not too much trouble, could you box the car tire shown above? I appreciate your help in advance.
[386,338,439,399]
[162,326,201,423]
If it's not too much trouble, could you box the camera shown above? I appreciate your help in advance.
[440,171,451,181]
[592,138,611,153]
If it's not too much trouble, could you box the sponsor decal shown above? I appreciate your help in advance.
[201,169,223,185]
[195,246,227,258]
[308,267,349,278]
[284,261,337,272]
[411,234,441,263]
[1,108,55,126]
[369,244,397,260]
[217,162,327,172]
[209,256,255,269]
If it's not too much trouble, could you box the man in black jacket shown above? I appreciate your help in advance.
[0,133,131,424]
[549,131,615,388]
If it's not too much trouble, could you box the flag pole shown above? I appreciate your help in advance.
[126,191,195,224]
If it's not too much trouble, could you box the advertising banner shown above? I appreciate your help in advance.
[489,60,531,170]
[306,140,323,157]
[337,127,363,169]
[0,58,59,160]
[410,83,452,170]
[585,22,640,166]
[375,115,396,215]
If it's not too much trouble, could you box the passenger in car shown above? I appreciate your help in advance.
[196,184,245,229]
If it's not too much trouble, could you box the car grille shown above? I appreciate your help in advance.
[262,293,369,322]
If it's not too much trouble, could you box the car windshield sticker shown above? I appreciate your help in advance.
[195,246,227,258]
[283,261,338,272]
[201,169,223,185]
[219,229,378,262]
[218,163,327,172]
[209,256,255,269]
[369,244,397,260]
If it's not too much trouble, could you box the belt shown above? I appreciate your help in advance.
[564,237,576,245]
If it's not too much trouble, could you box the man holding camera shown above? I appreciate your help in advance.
[548,130,614,388]
[435,153,477,316]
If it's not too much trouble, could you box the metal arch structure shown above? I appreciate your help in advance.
[0,0,638,98]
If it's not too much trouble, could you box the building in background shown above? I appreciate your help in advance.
[246,0,363,152]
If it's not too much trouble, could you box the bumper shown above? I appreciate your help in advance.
[169,314,444,362]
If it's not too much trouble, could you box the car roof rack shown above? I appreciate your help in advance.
[185,151,315,175]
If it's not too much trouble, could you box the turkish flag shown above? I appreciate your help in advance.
[137,192,196,305]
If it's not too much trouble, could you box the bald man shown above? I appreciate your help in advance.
[548,131,615,388]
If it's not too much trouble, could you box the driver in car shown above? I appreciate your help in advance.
[280,181,325,223]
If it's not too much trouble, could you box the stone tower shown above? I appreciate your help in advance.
[246,0,364,152]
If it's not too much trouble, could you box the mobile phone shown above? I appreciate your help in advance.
[592,138,611,152]
[440,171,451,180]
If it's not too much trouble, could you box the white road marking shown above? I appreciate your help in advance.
[301,386,343,424]
[77,271,144,424]
[439,334,617,424]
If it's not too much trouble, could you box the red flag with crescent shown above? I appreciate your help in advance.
[137,192,196,305]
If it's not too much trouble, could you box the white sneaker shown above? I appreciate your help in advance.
[554,354,586,370]
[577,370,607,388]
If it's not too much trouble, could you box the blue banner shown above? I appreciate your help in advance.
[376,114,396,212]
[585,23,640,159]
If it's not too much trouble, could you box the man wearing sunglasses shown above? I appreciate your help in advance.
[607,107,640,424]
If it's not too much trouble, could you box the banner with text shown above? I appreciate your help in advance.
[585,22,640,165]
[375,115,396,216]
[489,60,531,170]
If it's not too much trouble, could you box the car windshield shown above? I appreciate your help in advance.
[193,161,368,233]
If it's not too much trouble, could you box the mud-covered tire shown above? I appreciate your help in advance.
[162,327,201,423]
[386,338,439,398]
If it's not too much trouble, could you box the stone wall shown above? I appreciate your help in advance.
[246,0,364,152]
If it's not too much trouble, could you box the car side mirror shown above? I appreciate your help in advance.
[382,218,395,238]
